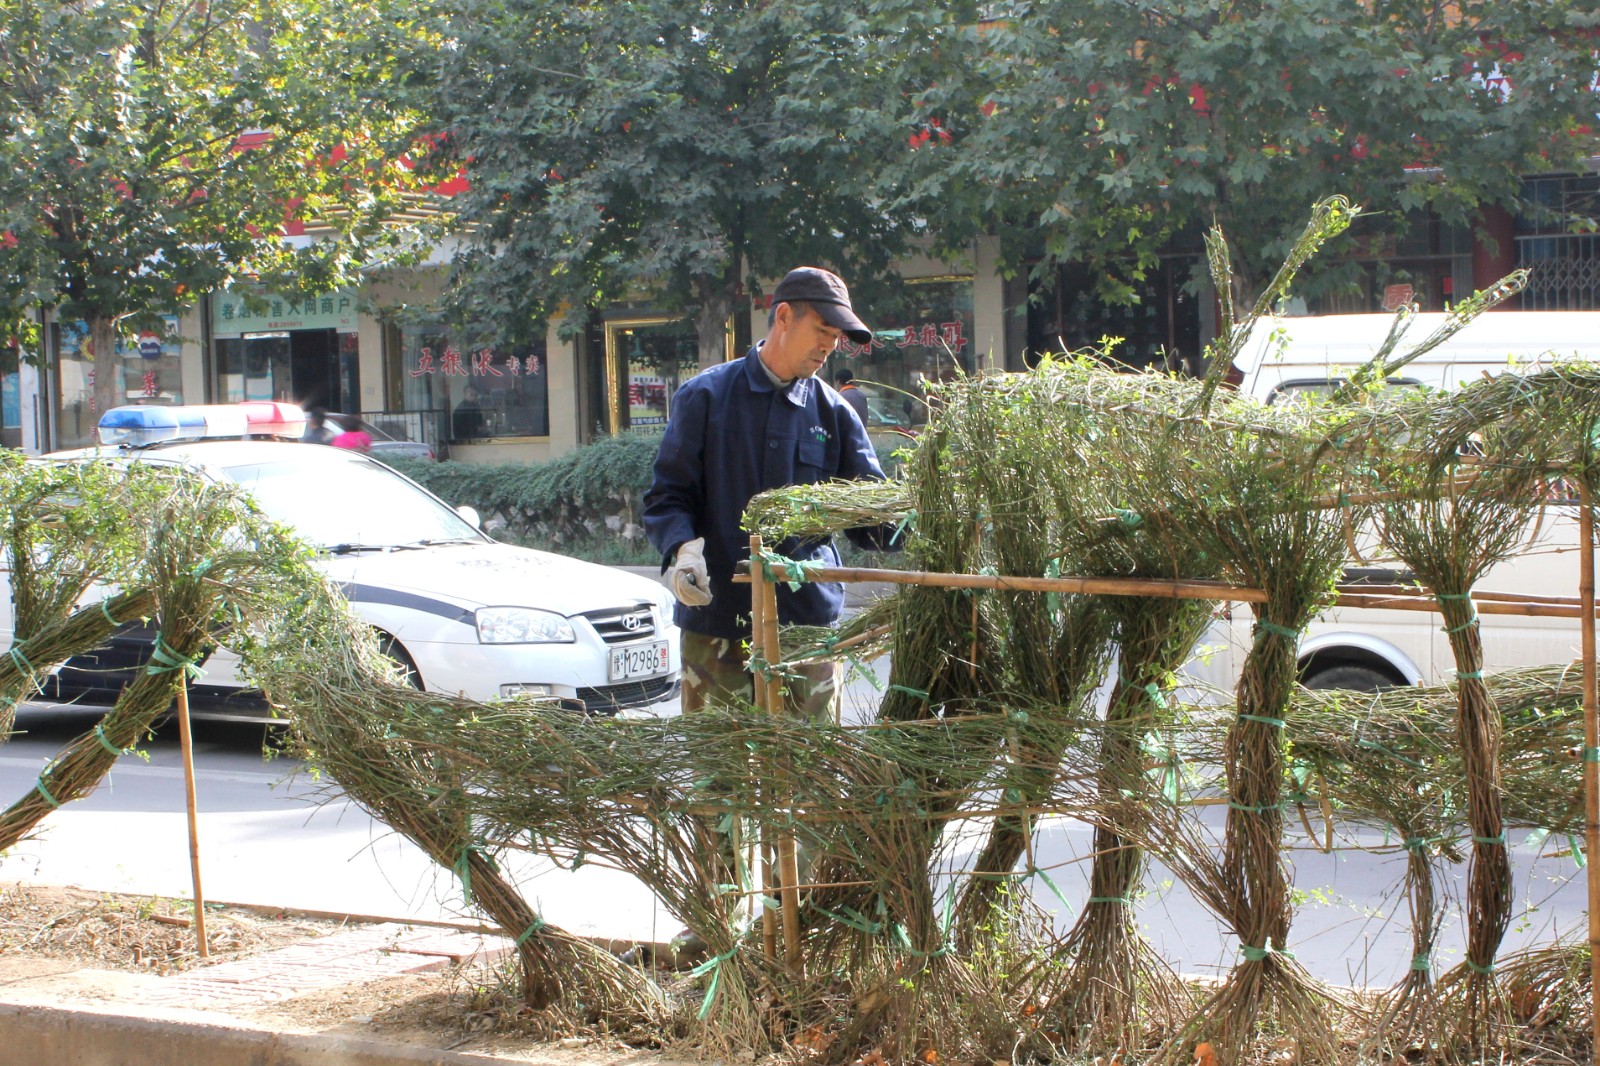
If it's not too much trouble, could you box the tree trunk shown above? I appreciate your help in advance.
[692,273,738,370]
[88,314,121,424]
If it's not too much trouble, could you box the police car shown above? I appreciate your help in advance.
[15,402,680,719]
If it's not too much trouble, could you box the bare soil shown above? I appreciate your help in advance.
[0,881,688,1064]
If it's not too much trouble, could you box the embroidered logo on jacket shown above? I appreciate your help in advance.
[809,425,829,443]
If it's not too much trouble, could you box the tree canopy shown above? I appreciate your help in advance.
[423,0,975,365]
[904,0,1600,306]
[0,0,434,412]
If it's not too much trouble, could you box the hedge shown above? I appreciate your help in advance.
[386,431,912,565]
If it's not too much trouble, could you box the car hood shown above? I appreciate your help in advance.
[317,541,664,616]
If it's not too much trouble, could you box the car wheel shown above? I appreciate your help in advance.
[1301,663,1397,692]
[378,635,424,690]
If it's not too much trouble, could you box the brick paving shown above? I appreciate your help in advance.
[141,924,513,1008]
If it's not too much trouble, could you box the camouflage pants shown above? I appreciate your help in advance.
[680,630,839,722]
[679,630,837,910]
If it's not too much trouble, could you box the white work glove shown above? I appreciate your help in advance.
[667,537,713,607]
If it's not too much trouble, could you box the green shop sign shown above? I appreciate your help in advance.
[210,286,359,338]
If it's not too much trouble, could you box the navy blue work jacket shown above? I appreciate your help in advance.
[643,345,890,639]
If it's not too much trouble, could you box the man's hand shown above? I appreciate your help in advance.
[668,537,713,606]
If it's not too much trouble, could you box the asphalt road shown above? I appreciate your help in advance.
[0,588,1589,987]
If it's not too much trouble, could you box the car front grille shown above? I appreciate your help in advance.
[577,604,657,644]
[574,676,677,715]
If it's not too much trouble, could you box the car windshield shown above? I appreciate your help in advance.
[222,457,483,549]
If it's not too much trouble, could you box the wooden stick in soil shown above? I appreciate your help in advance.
[175,681,209,958]
[1578,483,1599,1066]
[750,536,802,977]
[747,539,778,965]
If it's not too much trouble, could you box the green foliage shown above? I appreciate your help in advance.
[417,0,970,359]
[387,432,663,556]
[0,0,434,399]
[388,431,907,563]
[908,0,1600,305]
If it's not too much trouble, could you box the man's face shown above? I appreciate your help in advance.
[764,303,842,380]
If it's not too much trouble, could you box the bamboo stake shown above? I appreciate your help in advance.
[1578,483,1600,1066]
[175,681,209,958]
[747,537,778,965]
[734,562,1600,618]
[750,536,802,977]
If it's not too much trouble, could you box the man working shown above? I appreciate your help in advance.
[644,265,895,719]
[834,367,870,426]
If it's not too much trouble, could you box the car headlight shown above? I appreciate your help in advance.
[653,585,675,620]
[475,607,576,644]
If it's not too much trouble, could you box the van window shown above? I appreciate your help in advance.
[1265,377,1422,406]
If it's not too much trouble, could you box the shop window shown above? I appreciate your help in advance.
[400,324,549,440]
[53,316,185,449]
[603,317,702,433]
[832,277,975,432]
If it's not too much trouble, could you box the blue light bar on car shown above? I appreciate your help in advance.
[97,402,308,446]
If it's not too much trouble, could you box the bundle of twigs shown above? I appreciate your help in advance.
[0,460,318,851]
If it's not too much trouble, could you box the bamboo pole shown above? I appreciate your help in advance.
[750,537,804,978]
[733,562,1600,619]
[747,537,779,965]
[750,536,802,976]
[174,682,209,958]
[1578,483,1600,1066]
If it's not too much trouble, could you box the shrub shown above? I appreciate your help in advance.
[386,431,911,566]
[386,431,663,562]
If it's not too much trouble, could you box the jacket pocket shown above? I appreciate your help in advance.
[796,438,828,479]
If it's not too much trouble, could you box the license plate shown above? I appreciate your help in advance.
[609,640,670,682]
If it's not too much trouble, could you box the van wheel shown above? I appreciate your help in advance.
[1302,664,1395,692]
[379,635,424,690]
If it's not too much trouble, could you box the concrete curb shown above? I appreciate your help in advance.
[0,1000,555,1065]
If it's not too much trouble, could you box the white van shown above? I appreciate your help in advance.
[1189,310,1600,692]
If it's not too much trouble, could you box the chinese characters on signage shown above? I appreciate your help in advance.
[837,319,969,360]
[411,347,543,378]
[210,288,359,337]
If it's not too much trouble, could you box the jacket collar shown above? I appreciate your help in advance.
[742,344,813,407]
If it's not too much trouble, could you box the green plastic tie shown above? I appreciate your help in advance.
[146,636,205,681]
[1143,682,1167,709]
[1466,960,1495,976]
[1257,621,1300,640]
[1228,800,1286,814]
[1436,592,1475,601]
[1569,833,1587,869]
[100,601,121,626]
[1240,939,1295,962]
[1238,713,1286,729]
[1585,747,1600,764]
[1114,508,1143,531]
[1456,670,1484,681]
[1472,833,1506,846]
[689,945,741,1020]
[34,777,60,809]
[889,684,930,700]
[1444,617,1480,634]
[1411,953,1431,972]
[9,645,35,675]
[190,558,216,578]
[1403,835,1447,852]
[515,918,546,946]
[93,725,127,756]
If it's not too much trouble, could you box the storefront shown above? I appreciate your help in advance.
[16,242,1012,461]
[210,287,362,412]
[49,315,188,449]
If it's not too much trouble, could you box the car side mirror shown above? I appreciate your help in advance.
[456,505,482,530]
